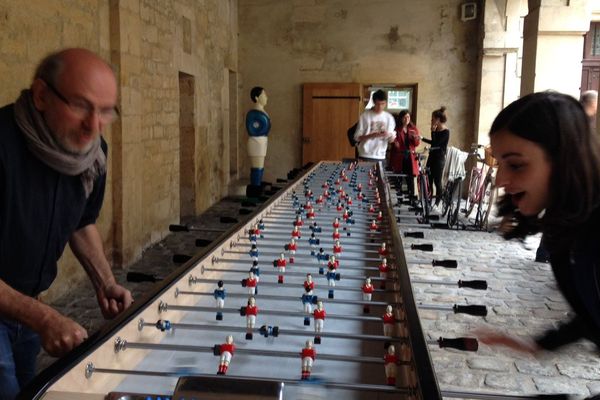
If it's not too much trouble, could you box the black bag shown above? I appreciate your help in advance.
[347,123,358,147]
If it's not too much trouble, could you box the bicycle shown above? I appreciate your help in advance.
[413,147,434,223]
[463,144,497,231]
[437,146,469,229]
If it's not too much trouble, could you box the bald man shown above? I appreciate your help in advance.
[0,48,133,398]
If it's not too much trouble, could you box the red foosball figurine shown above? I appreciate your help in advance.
[313,301,326,344]
[245,271,257,295]
[332,228,341,240]
[217,335,235,375]
[378,242,389,259]
[294,215,304,228]
[384,344,397,386]
[382,305,395,337]
[378,258,389,289]
[287,238,297,263]
[332,240,342,258]
[362,277,374,313]
[301,339,316,380]
[304,273,315,295]
[377,211,383,222]
[332,217,340,229]
[291,225,301,240]
[245,296,258,340]
[275,253,287,283]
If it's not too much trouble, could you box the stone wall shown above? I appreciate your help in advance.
[238,0,480,181]
[0,0,238,301]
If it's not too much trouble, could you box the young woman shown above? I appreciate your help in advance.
[422,106,449,207]
[390,110,420,201]
[480,91,600,354]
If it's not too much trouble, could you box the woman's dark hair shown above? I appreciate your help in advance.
[490,91,600,246]
[250,86,264,103]
[432,106,447,123]
[397,109,413,127]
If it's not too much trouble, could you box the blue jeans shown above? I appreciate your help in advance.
[0,319,41,400]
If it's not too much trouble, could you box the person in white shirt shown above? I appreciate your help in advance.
[353,90,396,161]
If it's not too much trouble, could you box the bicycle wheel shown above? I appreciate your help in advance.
[474,177,492,230]
[463,169,481,218]
[447,178,462,228]
[441,181,453,217]
[418,174,431,220]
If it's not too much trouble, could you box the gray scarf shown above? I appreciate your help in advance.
[13,90,106,198]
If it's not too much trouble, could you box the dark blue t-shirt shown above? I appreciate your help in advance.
[0,104,107,296]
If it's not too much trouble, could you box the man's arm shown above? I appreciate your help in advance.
[69,224,133,319]
[0,278,88,357]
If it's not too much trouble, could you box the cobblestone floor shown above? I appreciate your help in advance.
[36,194,600,398]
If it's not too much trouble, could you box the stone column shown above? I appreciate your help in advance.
[520,0,591,97]
[474,0,525,145]
[109,0,144,267]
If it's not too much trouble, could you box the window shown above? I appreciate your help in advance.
[363,84,418,119]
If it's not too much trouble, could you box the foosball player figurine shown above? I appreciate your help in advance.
[291,225,301,240]
[244,296,258,340]
[243,270,257,295]
[362,277,374,313]
[368,203,376,213]
[315,194,324,209]
[332,240,342,258]
[309,221,322,233]
[214,280,226,320]
[332,228,341,241]
[313,300,326,344]
[326,255,339,298]
[378,242,388,260]
[217,335,235,375]
[379,258,390,289]
[346,194,353,206]
[155,319,172,332]
[308,233,319,256]
[275,253,287,283]
[336,201,343,212]
[301,340,316,380]
[382,305,395,337]
[302,274,315,326]
[317,248,327,273]
[258,219,265,237]
[249,244,259,261]
[377,210,384,222]
[294,215,304,228]
[287,238,297,263]
[304,273,315,295]
[249,226,258,245]
[332,217,340,230]
[384,344,397,386]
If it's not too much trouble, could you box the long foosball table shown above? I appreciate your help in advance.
[21,161,540,400]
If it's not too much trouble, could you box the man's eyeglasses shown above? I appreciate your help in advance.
[43,80,119,123]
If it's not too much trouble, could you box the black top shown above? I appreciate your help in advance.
[422,129,449,161]
[535,209,600,350]
[0,104,107,297]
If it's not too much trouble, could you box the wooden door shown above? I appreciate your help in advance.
[302,83,362,164]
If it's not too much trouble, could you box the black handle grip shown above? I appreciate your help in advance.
[173,254,192,263]
[458,280,488,290]
[453,304,488,317]
[169,224,189,232]
[437,337,479,352]
[411,244,433,252]
[127,271,158,283]
[195,239,212,247]
[432,259,458,268]
[404,232,425,239]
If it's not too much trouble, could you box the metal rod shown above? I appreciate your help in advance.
[115,338,397,365]
[201,266,385,282]
[157,302,389,322]
[84,364,413,394]
[212,256,383,272]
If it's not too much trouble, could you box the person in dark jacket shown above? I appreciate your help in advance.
[479,91,600,354]
[422,106,449,207]
[0,48,133,399]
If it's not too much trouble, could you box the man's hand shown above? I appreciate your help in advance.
[96,283,133,319]
[38,309,88,357]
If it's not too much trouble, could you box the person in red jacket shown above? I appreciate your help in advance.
[384,344,398,385]
[217,335,235,375]
[390,110,421,201]
[300,339,316,380]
